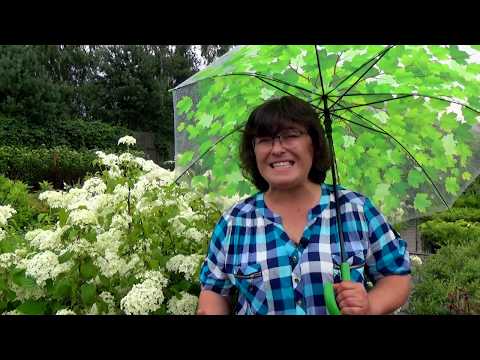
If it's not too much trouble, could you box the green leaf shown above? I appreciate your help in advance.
[0,278,7,291]
[59,208,68,227]
[11,269,37,289]
[414,193,432,213]
[176,96,193,114]
[462,172,472,181]
[407,169,425,188]
[16,300,48,315]
[445,177,460,195]
[198,113,214,128]
[80,258,98,280]
[58,250,74,263]
[439,113,458,131]
[80,283,96,306]
[52,278,73,299]
[176,122,186,132]
[442,134,458,156]
[177,151,194,167]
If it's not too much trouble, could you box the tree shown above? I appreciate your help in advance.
[200,45,233,65]
[0,45,71,125]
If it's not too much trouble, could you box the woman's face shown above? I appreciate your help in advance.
[253,122,314,191]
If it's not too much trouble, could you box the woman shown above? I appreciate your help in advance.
[197,96,411,315]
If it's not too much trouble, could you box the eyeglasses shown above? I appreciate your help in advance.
[253,128,307,151]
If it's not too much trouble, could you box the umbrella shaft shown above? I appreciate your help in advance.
[323,107,347,264]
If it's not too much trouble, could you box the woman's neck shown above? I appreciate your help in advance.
[265,182,321,210]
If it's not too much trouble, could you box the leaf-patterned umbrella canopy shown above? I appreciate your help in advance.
[172,45,480,224]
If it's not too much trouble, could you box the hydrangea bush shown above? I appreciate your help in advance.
[0,136,225,315]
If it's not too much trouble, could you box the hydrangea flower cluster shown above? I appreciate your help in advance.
[0,136,223,315]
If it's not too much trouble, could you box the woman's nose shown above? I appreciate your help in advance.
[271,137,286,153]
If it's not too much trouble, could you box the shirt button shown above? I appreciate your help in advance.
[293,276,300,284]
[297,299,303,306]
[292,256,297,264]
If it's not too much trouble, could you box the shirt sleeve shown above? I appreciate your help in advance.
[199,215,234,297]
[363,197,411,282]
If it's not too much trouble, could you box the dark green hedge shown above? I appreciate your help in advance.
[0,115,131,150]
[407,239,480,314]
[0,146,100,189]
[422,207,480,223]
[419,219,480,253]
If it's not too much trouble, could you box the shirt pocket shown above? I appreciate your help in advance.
[332,251,366,283]
[233,263,268,315]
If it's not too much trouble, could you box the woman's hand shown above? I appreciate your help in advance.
[333,281,371,315]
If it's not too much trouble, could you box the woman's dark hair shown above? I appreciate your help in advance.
[239,95,332,192]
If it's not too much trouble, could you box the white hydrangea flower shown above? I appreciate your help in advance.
[185,228,205,243]
[25,251,72,287]
[63,188,89,211]
[56,309,76,315]
[82,177,107,197]
[119,152,135,165]
[140,270,169,289]
[94,250,139,278]
[134,157,159,173]
[147,167,175,185]
[135,198,153,215]
[168,215,187,234]
[2,310,22,315]
[26,226,68,251]
[166,254,204,281]
[90,193,115,215]
[177,205,202,222]
[87,303,99,315]
[96,151,119,167]
[118,135,137,146]
[120,278,165,315]
[9,282,46,302]
[167,292,198,315]
[410,255,423,266]
[0,205,16,227]
[0,252,17,269]
[38,190,65,209]
[95,228,123,253]
[68,209,97,228]
[65,238,96,257]
[100,291,115,303]
[111,212,132,231]
[108,164,122,179]
[112,184,129,204]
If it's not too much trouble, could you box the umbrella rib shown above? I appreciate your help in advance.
[173,123,245,184]
[221,72,322,98]
[329,112,389,135]
[331,92,480,114]
[328,46,394,112]
[333,108,450,209]
[331,94,413,111]
[314,45,326,96]
[325,46,394,99]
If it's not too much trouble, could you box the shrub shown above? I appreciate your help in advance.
[0,115,131,150]
[421,207,480,223]
[453,194,480,209]
[0,137,228,315]
[0,176,40,231]
[406,240,480,314]
[419,219,480,253]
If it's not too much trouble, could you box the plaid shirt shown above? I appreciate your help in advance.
[199,183,411,315]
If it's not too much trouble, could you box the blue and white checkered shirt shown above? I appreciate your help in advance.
[199,183,411,315]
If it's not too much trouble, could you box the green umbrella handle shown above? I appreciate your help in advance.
[324,262,351,315]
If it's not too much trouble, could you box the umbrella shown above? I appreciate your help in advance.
[172,45,480,314]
